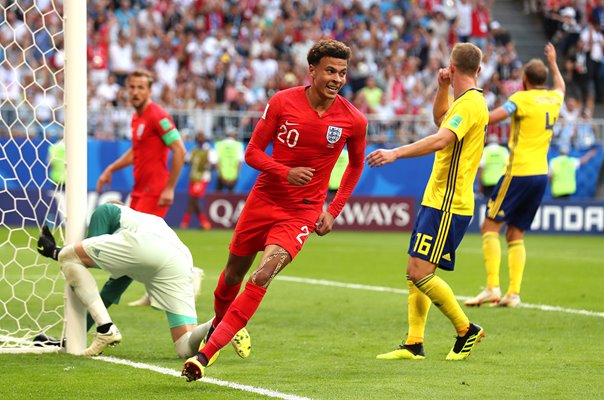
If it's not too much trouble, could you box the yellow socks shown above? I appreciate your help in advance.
[482,232,501,289]
[405,277,431,345]
[507,240,526,295]
[415,273,469,336]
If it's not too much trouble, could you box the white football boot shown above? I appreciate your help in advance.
[464,287,501,307]
[82,324,122,356]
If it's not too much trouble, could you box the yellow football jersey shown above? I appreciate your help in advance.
[422,88,488,216]
[506,89,564,176]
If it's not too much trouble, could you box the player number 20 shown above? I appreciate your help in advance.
[278,125,300,148]
[413,233,433,256]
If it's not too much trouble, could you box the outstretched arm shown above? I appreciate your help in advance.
[96,148,133,192]
[366,127,457,167]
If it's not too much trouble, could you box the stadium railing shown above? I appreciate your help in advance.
[84,107,604,149]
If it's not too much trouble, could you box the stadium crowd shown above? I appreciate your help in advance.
[0,0,603,151]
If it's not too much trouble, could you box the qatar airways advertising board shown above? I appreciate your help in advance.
[1,190,602,235]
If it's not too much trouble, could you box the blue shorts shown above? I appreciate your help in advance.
[486,175,547,231]
[407,206,471,271]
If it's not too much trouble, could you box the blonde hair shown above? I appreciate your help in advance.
[127,69,155,88]
[523,59,548,86]
[450,43,482,76]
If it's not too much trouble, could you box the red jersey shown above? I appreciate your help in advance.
[245,86,367,217]
[130,102,181,197]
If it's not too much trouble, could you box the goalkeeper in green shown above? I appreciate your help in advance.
[37,202,249,359]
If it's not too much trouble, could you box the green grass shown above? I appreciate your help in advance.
[1,229,604,399]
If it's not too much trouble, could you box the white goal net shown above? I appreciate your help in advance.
[0,0,87,353]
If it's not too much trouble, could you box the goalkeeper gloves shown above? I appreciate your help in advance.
[37,225,62,261]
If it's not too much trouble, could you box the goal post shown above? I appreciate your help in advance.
[0,0,87,354]
[63,0,88,355]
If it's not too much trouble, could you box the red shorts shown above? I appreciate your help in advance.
[188,181,209,198]
[130,195,169,218]
[229,191,320,260]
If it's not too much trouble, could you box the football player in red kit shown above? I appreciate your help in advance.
[182,39,368,382]
[96,69,186,218]
[92,69,187,316]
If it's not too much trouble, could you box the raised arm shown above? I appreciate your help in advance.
[545,42,565,95]
[432,67,452,127]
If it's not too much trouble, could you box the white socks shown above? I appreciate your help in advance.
[59,245,112,326]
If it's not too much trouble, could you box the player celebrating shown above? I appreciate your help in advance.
[94,69,188,309]
[465,43,565,308]
[367,42,487,361]
[37,202,249,359]
[181,39,367,382]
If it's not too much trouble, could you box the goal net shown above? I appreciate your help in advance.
[0,0,87,354]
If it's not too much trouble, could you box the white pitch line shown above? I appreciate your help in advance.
[277,276,604,318]
[96,356,312,400]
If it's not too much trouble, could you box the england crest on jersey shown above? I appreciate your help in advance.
[135,124,145,139]
[326,126,342,144]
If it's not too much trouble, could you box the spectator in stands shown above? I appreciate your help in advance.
[456,0,473,42]
[575,109,597,150]
[579,18,604,104]
[360,76,384,111]
[524,0,540,15]
[556,96,582,149]
[569,38,594,112]
[4,0,531,147]
[180,132,216,230]
[328,148,349,195]
[215,127,244,193]
[549,146,597,198]
[108,30,135,87]
[478,134,509,198]
[97,74,121,106]
[555,6,582,58]
[470,0,491,51]
[429,6,450,43]
[489,21,511,47]
[47,139,66,190]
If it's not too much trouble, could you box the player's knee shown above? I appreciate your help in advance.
[250,271,272,288]
[58,244,80,266]
[58,245,85,286]
[224,268,246,285]
[406,257,433,283]
[174,332,194,359]
[505,226,524,242]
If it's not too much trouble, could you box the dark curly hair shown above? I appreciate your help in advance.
[307,39,352,66]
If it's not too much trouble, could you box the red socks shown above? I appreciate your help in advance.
[213,270,242,324]
[202,282,266,362]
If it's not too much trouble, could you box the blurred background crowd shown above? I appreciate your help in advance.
[0,0,603,152]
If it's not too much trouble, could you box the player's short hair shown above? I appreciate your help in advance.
[307,39,352,66]
[127,69,155,88]
[523,59,548,86]
[450,42,482,76]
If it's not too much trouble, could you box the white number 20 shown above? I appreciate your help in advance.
[277,124,299,148]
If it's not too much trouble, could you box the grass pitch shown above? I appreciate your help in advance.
[1,229,603,399]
